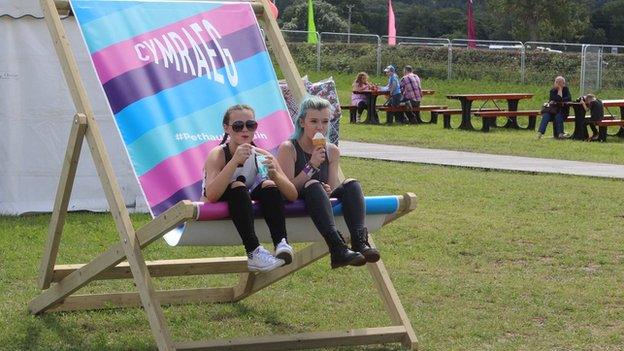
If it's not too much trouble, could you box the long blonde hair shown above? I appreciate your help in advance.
[353,72,370,87]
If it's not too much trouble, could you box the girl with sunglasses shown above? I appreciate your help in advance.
[277,96,380,269]
[202,104,297,272]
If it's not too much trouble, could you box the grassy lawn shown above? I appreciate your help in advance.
[305,72,624,165]
[2,158,624,350]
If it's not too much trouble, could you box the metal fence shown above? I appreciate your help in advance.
[278,29,624,89]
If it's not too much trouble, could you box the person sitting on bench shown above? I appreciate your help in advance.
[400,65,423,124]
[278,96,380,269]
[380,65,406,124]
[350,72,374,123]
[537,76,571,139]
[202,104,298,272]
[580,93,604,142]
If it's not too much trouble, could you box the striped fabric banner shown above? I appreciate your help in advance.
[71,0,294,216]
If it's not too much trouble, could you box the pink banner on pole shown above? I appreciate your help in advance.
[467,0,476,48]
[387,0,396,46]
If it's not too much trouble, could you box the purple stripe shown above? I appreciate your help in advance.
[103,24,264,114]
[151,180,203,217]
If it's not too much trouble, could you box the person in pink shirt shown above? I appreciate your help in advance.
[350,72,374,123]
[400,65,423,124]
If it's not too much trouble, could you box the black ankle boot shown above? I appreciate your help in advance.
[351,228,380,263]
[322,231,366,269]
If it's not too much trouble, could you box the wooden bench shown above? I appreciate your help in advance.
[378,105,447,124]
[340,104,386,123]
[596,119,624,141]
[473,110,540,132]
[432,108,501,128]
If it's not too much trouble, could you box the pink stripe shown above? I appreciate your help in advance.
[93,4,256,84]
[140,110,294,207]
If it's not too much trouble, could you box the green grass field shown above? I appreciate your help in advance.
[304,72,624,165]
[3,158,624,350]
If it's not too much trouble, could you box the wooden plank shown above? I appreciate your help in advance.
[257,0,306,103]
[233,241,329,301]
[175,326,407,351]
[366,238,418,350]
[28,200,196,314]
[52,257,249,282]
[38,114,87,289]
[49,287,234,312]
[447,93,534,100]
[383,193,417,225]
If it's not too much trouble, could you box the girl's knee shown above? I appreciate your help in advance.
[304,179,320,188]
[261,180,276,188]
[230,181,246,189]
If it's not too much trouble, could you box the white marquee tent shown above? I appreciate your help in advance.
[0,0,148,214]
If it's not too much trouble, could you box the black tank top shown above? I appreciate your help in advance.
[292,139,329,183]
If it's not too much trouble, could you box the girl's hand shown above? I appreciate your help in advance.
[321,182,332,196]
[232,143,253,165]
[309,147,326,168]
[262,154,279,179]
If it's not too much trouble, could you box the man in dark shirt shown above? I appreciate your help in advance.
[580,94,604,141]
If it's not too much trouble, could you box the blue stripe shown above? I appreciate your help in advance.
[129,81,287,176]
[75,1,222,53]
[114,52,276,145]
[71,1,141,25]
[332,196,399,216]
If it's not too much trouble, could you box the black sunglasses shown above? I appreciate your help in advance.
[229,120,258,132]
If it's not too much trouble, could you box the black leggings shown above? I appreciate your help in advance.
[220,182,287,253]
[302,180,366,239]
[349,101,368,123]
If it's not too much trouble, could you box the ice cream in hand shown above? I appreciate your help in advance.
[312,132,326,148]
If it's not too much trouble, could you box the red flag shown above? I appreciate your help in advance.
[467,0,476,48]
[268,0,279,19]
[388,0,396,45]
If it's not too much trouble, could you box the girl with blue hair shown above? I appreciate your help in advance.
[277,96,380,268]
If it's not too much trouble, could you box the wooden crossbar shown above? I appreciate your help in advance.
[52,257,249,282]
[174,326,408,351]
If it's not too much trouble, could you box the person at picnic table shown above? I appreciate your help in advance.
[202,104,297,272]
[400,65,423,124]
[580,93,604,141]
[380,65,406,124]
[537,75,572,139]
[277,95,380,269]
[350,72,374,123]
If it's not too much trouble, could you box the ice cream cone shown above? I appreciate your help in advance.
[312,132,326,148]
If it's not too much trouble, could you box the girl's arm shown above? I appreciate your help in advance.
[256,148,298,201]
[326,144,342,191]
[203,147,239,202]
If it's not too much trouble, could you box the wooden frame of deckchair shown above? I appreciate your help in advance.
[29,0,419,350]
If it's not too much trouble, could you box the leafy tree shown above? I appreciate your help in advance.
[280,0,349,33]
[590,0,624,45]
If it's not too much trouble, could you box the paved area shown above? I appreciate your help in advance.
[340,141,624,179]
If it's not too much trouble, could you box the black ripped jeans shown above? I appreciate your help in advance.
[219,182,287,253]
[301,180,366,239]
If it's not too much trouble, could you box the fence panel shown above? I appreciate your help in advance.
[523,42,584,90]
[596,44,624,90]
[381,36,451,80]
[450,39,524,83]
[280,30,320,72]
[319,32,381,75]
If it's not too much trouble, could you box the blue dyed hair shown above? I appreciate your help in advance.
[290,95,332,141]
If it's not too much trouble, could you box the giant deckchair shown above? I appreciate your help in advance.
[29,0,419,350]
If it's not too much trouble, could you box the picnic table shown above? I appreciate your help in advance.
[355,89,435,124]
[567,99,624,140]
[446,93,534,130]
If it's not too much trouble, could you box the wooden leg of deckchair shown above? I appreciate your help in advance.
[38,113,87,290]
[366,238,418,350]
[232,241,329,301]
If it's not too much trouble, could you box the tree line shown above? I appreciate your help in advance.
[275,0,624,45]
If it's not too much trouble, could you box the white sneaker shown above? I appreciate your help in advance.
[247,246,284,272]
[536,132,543,140]
[275,238,294,265]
